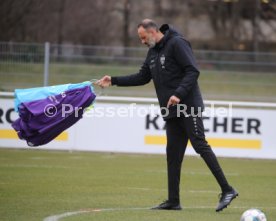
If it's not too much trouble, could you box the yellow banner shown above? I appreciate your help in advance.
[0,129,68,141]
[144,135,261,149]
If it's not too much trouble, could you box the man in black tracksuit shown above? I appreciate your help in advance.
[97,19,238,212]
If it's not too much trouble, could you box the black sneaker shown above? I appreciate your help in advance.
[151,200,182,210]
[216,188,238,212]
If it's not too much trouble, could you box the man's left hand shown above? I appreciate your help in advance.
[167,95,181,108]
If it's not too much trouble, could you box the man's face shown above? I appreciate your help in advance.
[137,27,156,48]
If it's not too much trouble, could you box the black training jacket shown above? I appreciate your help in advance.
[111,24,204,120]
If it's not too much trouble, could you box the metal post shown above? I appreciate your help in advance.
[43,42,50,86]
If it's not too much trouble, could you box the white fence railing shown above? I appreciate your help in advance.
[1,42,276,102]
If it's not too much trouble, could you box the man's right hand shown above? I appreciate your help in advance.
[96,75,111,88]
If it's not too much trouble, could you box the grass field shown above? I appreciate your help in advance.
[0,148,275,221]
[1,63,276,102]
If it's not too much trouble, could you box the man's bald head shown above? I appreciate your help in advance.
[137,19,163,48]
[137,19,159,31]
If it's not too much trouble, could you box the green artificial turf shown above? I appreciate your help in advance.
[0,148,275,221]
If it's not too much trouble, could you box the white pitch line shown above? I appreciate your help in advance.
[43,206,276,221]
[145,170,239,176]
[126,187,216,193]
[43,208,148,221]
[1,164,72,169]
[126,187,166,192]
[183,206,276,210]
[188,190,217,193]
[43,211,89,221]
[184,171,240,176]
[127,187,151,191]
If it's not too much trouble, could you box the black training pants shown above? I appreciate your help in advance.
[166,116,230,203]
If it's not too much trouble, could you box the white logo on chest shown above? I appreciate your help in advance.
[160,54,165,68]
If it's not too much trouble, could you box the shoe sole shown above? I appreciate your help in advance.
[216,193,239,212]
